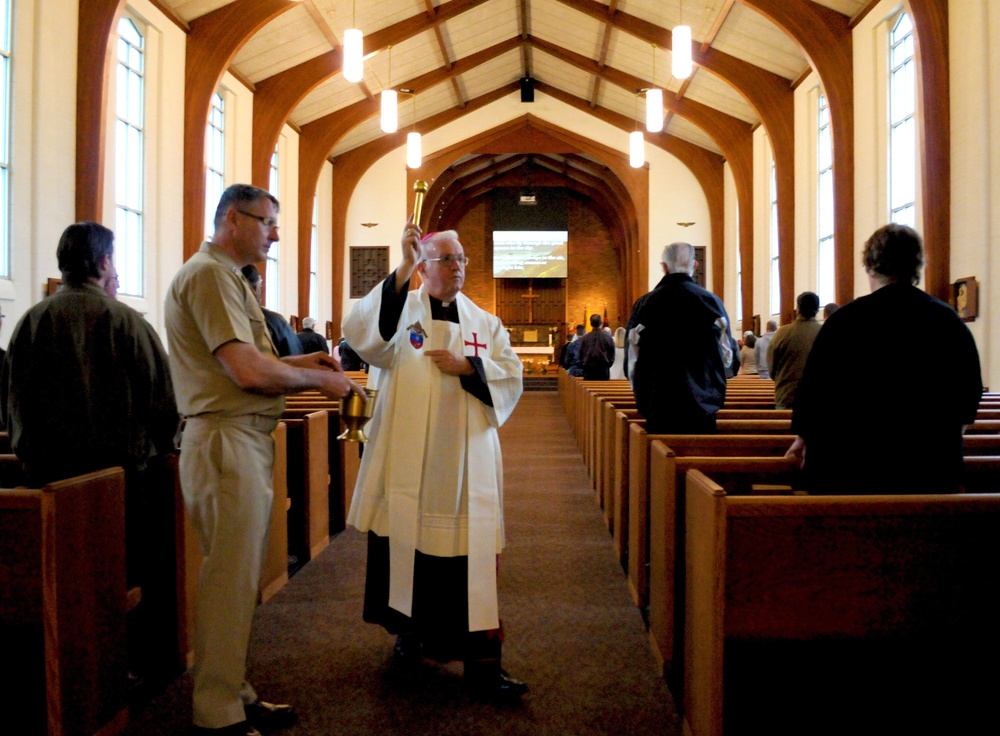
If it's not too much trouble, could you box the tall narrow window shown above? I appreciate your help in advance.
[265,146,279,311]
[114,18,145,296]
[769,160,780,316]
[735,233,743,324]
[205,91,225,238]
[889,13,916,227]
[309,196,319,321]
[0,0,12,278]
[817,93,835,304]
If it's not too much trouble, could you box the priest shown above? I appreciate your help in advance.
[342,218,526,698]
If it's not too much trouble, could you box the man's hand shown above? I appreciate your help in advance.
[425,350,475,376]
[318,372,366,401]
[396,214,422,292]
[283,351,342,372]
[784,436,806,469]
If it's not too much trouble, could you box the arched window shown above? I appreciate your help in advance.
[265,146,279,311]
[114,17,145,296]
[817,93,835,304]
[769,160,779,317]
[205,91,225,238]
[889,13,916,226]
[0,0,12,278]
[735,230,742,324]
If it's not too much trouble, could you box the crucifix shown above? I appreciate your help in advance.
[521,278,540,324]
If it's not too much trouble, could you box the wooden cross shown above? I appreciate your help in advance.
[521,279,540,323]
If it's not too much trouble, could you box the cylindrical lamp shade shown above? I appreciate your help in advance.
[629,130,644,168]
[406,132,422,169]
[343,28,364,83]
[672,25,692,79]
[646,88,663,133]
[380,89,398,133]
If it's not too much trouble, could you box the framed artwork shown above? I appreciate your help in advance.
[953,277,978,322]
[350,246,390,298]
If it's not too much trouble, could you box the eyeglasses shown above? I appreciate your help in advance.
[237,210,279,229]
[423,254,469,267]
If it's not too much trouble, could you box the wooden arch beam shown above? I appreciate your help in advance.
[742,0,854,304]
[408,113,647,305]
[905,0,950,300]
[537,83,727,299]
[76,0,126,222]
[250,0,494,187]
[183,0,298,259]
[554,0,793,319]
[310,85,519,321]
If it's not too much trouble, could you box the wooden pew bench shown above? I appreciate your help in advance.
[624,427,796,596]
[282,411,330,566]
[0,469,129,735]
[683,471,1000,736]
[647,445,802,680]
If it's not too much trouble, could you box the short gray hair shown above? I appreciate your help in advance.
[661,242,696,276]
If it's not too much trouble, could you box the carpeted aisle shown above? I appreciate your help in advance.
[126,392,679,735]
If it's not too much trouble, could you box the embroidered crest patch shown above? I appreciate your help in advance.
[407,321,426,349]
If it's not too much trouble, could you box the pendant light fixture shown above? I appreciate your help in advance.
[380,46,397,133]
[405,89,421,169]
[343,0,363,83]
[646,45,663,133]
[630,92,645,168]
[672,2,692,80]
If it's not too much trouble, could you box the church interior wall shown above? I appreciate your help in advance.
[271,126,300,322]
[448,199,493,312]
[564,196,619,329]
[950,0,996,389]
[646,142,712,294]
[312,161,335,330]
[723,162,739,323]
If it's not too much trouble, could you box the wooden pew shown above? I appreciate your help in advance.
[0,468,129,736]
[683,470,1000,736]
[283,411,330,564]
[647,443,801,680]
[626,427,795,601]
[259,423,290,602]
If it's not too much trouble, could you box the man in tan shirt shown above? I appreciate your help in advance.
[166,184,363,736]
[767,291,822,410]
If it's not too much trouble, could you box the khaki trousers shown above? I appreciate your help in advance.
[181,415,277,729]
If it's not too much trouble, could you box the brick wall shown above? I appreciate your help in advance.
[450,193,622,330]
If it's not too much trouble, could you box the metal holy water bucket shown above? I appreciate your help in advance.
[338,389,378,442]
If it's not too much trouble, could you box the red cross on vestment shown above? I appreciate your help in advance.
[464,332,487,357]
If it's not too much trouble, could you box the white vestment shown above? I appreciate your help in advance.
[342,281,522,631]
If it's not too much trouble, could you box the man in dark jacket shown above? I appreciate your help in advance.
[626,242,733,433]
[577,313,615,380]
[297,317,330,354]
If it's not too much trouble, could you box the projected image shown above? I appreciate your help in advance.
[493,231,568,278]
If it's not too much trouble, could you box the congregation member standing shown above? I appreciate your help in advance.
[342,218,526,698]
[787,224,982,494]
[297,316,330,354]
[626,242,733,433]
[767,292,822,409]
[241,264,302,357]
[166,184,363,736]
[739,332,758,375]
[2,221,176,484]
[754,320,778,379]
[577,313,616,380]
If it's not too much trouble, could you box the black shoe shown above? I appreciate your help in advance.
[191,723,261,736]
[244,700,296,731]
[467,668,529,700]
[393,634,423,666]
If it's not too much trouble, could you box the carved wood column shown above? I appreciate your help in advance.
[75,0,125,222]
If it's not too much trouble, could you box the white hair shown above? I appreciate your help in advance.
[420,230,461,259]
[661,242,696,276]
